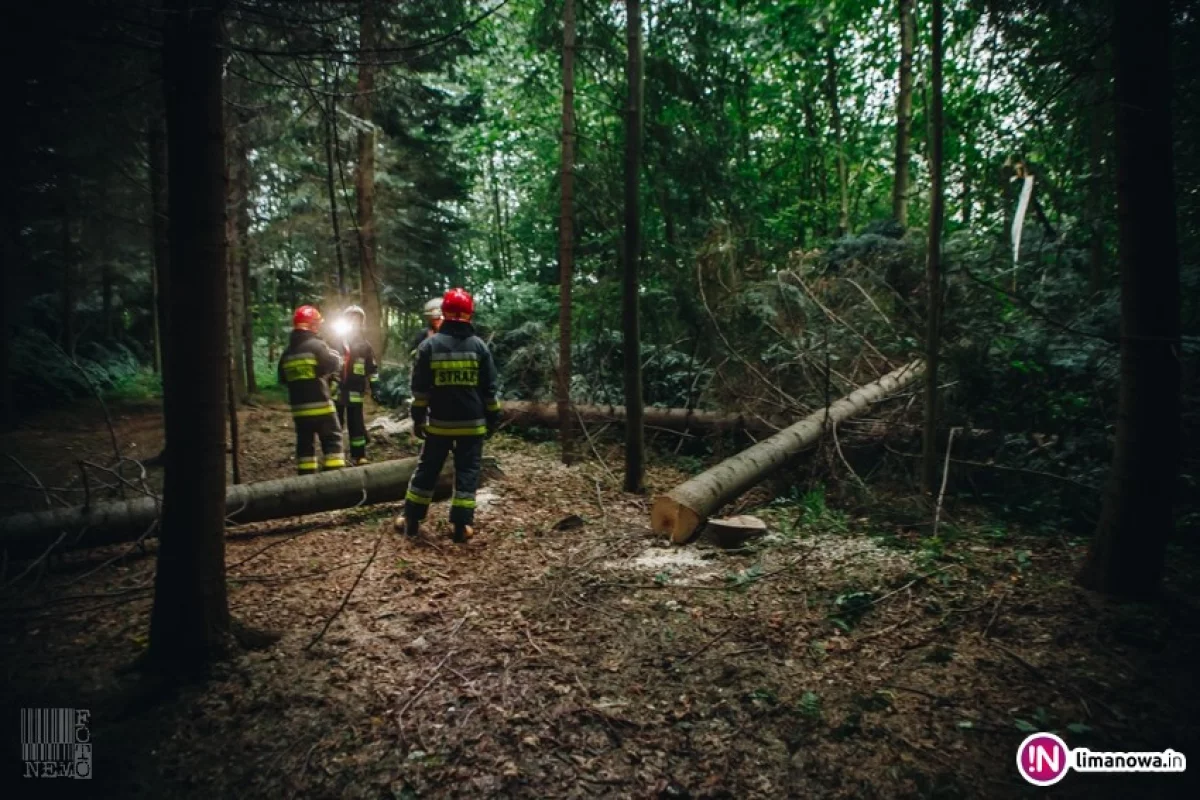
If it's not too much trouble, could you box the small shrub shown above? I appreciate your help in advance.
[798,691,822,721]
[374,364,411,408]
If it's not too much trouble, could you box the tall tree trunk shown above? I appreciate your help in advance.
[961,162,972,226]
[238,153,255,395]
[824,41,850,238]
[356,0,383,357]
[150,236,162,374]
[558,0,577,466]
[149,109,170,376]
[488,154,507,278]
[1086,54,1109,294]
[1,171,16,426]
[622,0,645,493]
[500,176,516,274]
[149,0,232,670]
[920,0,945,494]
[227,356,240,485]
[226,120,247,404]
[1079,0,1180,598]
[59,197,75,357]
[102,263,115,340]
[802,99,827,239]
[324,92,346,297]
[892,0,915,226]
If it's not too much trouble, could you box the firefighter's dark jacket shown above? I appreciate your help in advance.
[410,320,500,437]
[337,336,379,403]
[410,327,437,357]
[278,330,342,417]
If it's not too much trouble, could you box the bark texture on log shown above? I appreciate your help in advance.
[1,457,453,558]
[651,362,924,543]
[501,401,781,433]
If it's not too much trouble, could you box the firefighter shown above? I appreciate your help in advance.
[332,305,380,465]
[409,297,443,357]
[278,305,346,474]
[394,288,500,543]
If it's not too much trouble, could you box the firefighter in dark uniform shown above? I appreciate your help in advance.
[394,288,500,543]
[409,297,443,358]
[332,305,380,465]
[278,305,346,474]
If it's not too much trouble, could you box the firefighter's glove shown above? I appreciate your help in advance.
[486,412,500,439]
[413,422,426,440]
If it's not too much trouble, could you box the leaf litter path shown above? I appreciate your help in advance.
[2,407,1200,799]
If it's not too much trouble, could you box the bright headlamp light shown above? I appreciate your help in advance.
[331,317,353,338]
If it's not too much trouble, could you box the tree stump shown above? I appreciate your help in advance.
[704,515,768,549]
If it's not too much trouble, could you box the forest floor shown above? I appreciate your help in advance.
[1,399,1199,799]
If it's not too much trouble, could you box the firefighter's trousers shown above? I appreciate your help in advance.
[295,412,345,474]
[337,401,369,460]
[404,435,483,526]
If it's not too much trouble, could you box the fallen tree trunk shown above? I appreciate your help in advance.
[651,361,924,543]
[367,402,781,437]
[500,401,781,433]
[1,457,452,558]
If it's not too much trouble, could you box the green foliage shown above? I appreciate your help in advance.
[6,0,1198,551]
[9,330,147,410]
[1014,707,1052,734]
[797,485,851,533]
[797,691,823,721]
[725,564,765,590]
[746,687,779,706]
[828,588,875,631]
[106,368,162,402]
[374,364,412,409]
[490,321,557,401]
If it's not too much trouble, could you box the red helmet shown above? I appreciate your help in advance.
[441,288,474,321]
[292,305,323,331]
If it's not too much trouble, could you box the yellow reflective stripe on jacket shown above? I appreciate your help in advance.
[485,399,501,412]
[349,392,364,403]
[283,363,318,381]
[431,351,479,362]
[282,353,319,366]
[429,418,486,429]
[353,362,366,375]
[429,360,480,371]
[292,402,335,418]
[411,398,429,408]
[426,424,486,437]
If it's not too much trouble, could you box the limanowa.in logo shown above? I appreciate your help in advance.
[1017,732,1187,787]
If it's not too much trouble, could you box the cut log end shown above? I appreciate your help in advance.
[651,494,703,545]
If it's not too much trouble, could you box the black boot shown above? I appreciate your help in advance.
[393,514,420,538]
[452,523,475,544]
